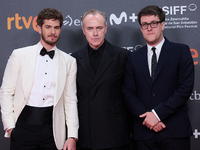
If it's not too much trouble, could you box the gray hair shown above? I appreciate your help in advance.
[81,9,107,26]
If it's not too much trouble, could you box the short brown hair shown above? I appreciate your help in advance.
[37,8,63,27]
[138,5,165,24]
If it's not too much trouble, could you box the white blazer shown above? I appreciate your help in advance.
[0,43,79,149]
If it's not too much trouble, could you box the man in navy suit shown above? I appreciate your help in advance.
[123,5,194,150]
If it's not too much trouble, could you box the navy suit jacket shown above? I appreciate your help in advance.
[72,40,130,149]
[123,38,194,140]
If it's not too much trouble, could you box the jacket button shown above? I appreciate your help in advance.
[152,93,156,96]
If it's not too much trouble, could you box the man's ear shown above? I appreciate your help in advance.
[82,26,86,35]
[37,25,42,34]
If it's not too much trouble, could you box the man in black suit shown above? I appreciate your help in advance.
[72,9,130,150]
[123,5,194,150]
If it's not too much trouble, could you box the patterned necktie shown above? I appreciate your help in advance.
[151,47,157,81]
[40,47,55,59]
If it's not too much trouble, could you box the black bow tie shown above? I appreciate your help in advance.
[40,47,55,59]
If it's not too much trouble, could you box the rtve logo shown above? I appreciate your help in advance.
[7,13,38,31]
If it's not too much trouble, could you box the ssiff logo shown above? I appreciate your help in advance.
[163,3,197,15]
[7,13,38,31]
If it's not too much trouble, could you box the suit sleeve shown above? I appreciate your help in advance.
[63,58,79,138]
[123,53,147,118]
[1,50,21,132]
[154,45,194,121]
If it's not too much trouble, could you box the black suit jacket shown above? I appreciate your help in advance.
[72,40,130,149]
[123,38,194,140]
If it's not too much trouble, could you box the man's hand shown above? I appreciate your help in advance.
[63,138,76,150]
[153,122,166,132]
[139,112,159,129]
[7,128,13,137]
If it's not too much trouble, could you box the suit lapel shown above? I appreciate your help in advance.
[21,45,68,106]
[54,49,67,105]
[22,44,39,99]
[154,39,171,82]
[78,46,95,80]
[139,46,152,86]
[91,41,114,88]
[77,41,114,88]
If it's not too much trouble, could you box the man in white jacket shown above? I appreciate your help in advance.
[0,8,79,150]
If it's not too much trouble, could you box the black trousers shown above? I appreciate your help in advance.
[10,105,57,150]
[79,144,129,150]
[10,122,57,150]
[136,134,190,150]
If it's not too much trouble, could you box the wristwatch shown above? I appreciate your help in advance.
[70,137,78,142]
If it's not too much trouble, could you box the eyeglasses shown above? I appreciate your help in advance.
[140,21,162,30]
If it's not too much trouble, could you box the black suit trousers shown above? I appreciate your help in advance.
[10,122,57,150]
[78,144,129,150]
[136,134,190,150]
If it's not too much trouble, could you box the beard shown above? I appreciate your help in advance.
[41,33,60,46]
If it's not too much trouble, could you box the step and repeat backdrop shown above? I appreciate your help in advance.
[0,0,199,149]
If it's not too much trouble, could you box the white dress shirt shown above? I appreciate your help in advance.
[27,42,57,107]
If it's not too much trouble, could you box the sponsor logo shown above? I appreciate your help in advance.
[110,12,127,25]
[7,13,37,31]
[63,15,81,26]
[193,129,200,139]
[62,12,138,27]
[163,4,198,29]
[163,6,187,15]
[110,12,137,25]
[188,3,197,11]
[6,3,198,30]
[190,90,200,100]
[108,3,197,27]
[123,45,142,52]
[191,49,198,65]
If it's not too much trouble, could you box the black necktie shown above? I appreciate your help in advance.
[151,47,157,81]
[40,47,55,59]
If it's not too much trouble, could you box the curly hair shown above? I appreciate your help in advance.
[37,8,63,27]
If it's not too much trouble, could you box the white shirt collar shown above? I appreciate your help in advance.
[147,38,165,54]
